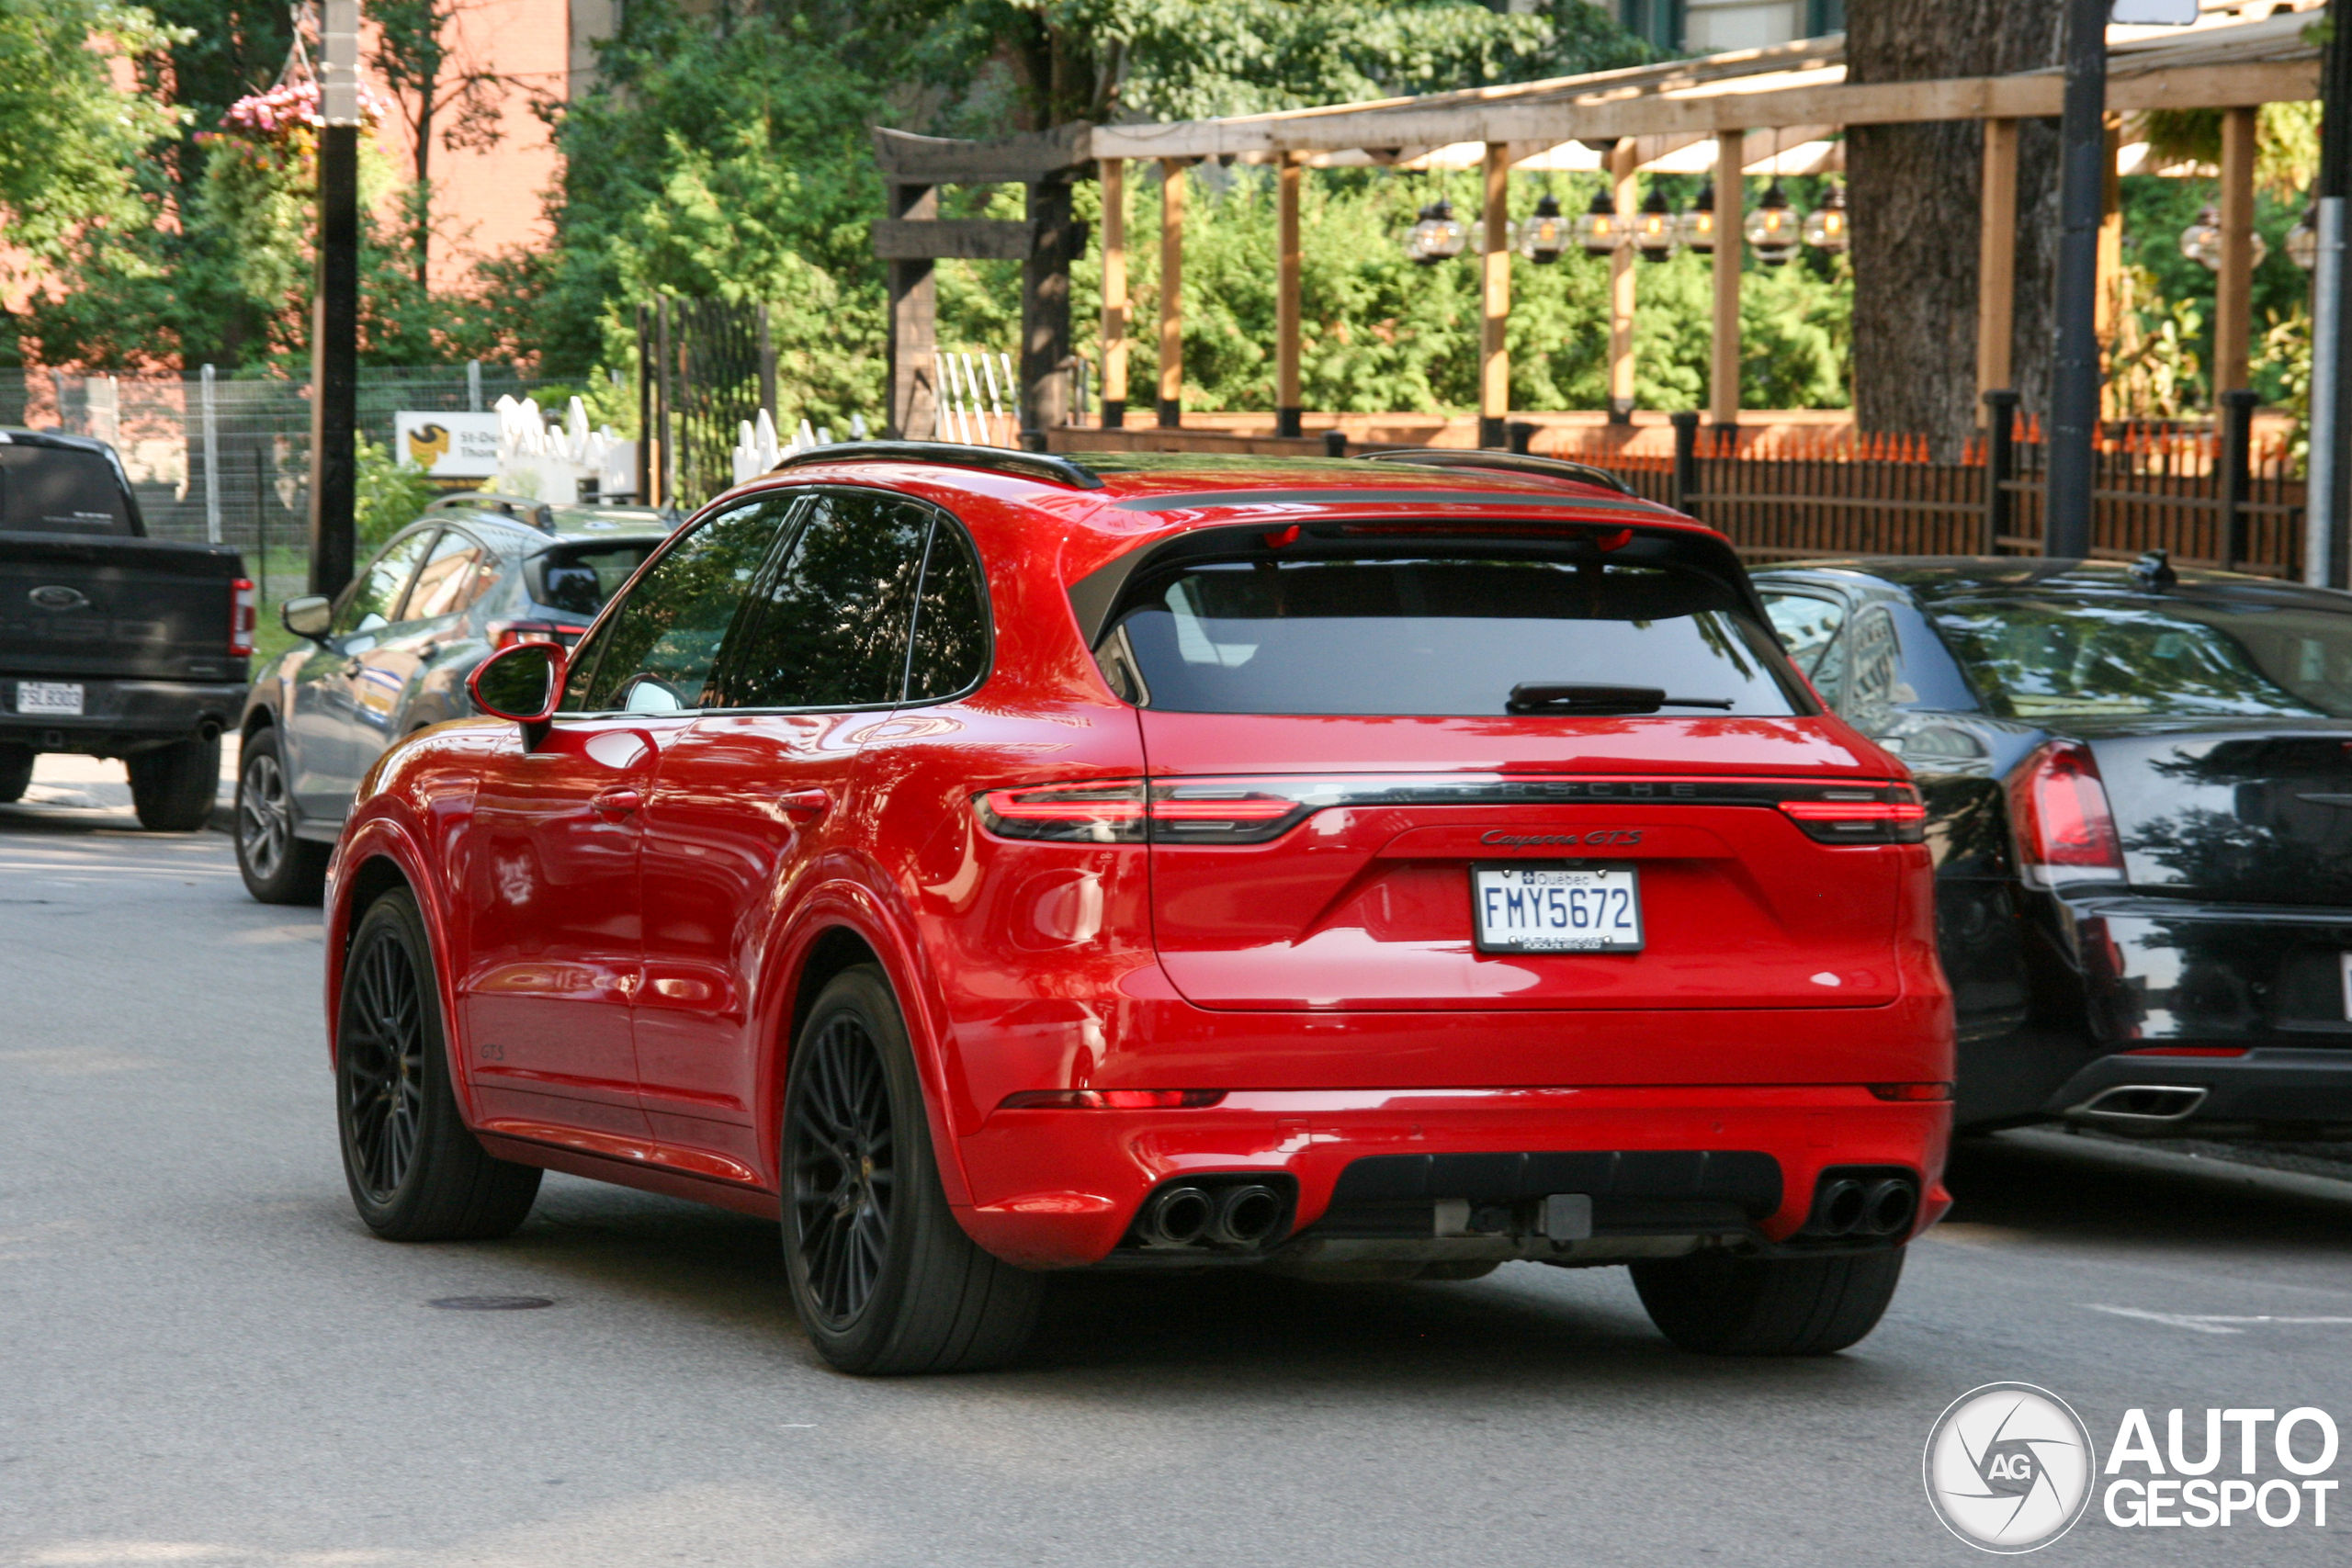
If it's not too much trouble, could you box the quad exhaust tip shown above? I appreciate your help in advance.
[1133,1179,1291,1252]
[2073,1084,2209,1124]
[1807,1174,1918,1239]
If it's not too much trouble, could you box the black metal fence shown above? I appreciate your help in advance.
[638,299,775,510]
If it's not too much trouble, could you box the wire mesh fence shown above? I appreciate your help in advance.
[0,366,573,570]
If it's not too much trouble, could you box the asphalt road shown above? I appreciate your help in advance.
[6,768,2352,1567]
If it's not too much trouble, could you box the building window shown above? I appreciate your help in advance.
[1619,0,1685,52]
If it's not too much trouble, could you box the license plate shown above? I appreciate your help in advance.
[15,681,83,716]
[1471,863,1644,953]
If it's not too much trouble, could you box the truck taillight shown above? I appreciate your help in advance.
[2010,740,2125,886]
[229,578,257,657]
[490,619,588,650]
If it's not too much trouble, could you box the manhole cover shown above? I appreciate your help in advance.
[429,1295,555,1311]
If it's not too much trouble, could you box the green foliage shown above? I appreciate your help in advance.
[2120,173,2311,410]
[355,436,437,547]
[0,0,187,281]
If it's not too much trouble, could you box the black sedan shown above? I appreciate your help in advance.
[234,492,672,903]
[1755,555,2352,1139]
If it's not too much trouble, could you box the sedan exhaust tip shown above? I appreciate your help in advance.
[2072,1084,2209,1126]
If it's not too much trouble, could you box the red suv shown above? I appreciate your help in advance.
[324,444,1952,1374]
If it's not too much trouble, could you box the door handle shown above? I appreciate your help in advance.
[590,787,643,818]
[777,788,831,818]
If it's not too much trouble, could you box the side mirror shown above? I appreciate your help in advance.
[468,640,565,726]
[281,594,333,640]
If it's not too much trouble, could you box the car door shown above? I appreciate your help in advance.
[458,498,799,1148]
[343,526,494,762]
[285,526,435,820]
[632,490,936,1176]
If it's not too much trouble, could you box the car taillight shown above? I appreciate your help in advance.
[228,578,257,657]
[998,1089,1227,1110]
[490,619,589,650]
[978,780,1308,844]
[2010,740,2125,886]
[1776,785,1926,844]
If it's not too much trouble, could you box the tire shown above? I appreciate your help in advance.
[783,965,1042,1374]
[236,728,329,903]
[336,888,542,1241]
[127,734,220,831]
[1632,1247,1905,1356]
[0,744,32,804]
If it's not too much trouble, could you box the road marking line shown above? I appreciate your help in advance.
[2085,1304,2352,1335]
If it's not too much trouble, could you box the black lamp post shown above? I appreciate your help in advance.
[2044,0,2109,560]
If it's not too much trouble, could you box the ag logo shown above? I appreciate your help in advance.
[1923,1382,2097,1553]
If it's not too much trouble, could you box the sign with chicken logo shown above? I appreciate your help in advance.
[392,411,501,478]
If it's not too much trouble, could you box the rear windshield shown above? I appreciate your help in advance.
[530,543,658,617]
[0,446,134,535]
[1101,555,1804,716]
[1928,595,2352,719]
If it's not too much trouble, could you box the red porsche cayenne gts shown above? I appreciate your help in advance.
[322,443,1952,1373]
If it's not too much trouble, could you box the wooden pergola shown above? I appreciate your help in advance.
[876,9,2322,445]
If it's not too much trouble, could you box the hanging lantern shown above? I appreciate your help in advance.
[2289,205,2319,271]
[1518,193,1569,265]
[1802,182,1849,252]
[1633,186,1679,262]
[2178,203,2268,271]
[1404,199,1467,266]
[1572,187,1626,256]
[1678,181,1716,254]
[1744,181,1802,266]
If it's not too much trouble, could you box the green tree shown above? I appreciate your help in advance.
[0,0,187,282]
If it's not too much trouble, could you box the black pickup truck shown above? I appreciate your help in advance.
[0,429,252,829]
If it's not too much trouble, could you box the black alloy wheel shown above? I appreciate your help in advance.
[780,966,1041,1374]
[788,1010,897,1329]
[334,889,541,1240]
[342,914,428,1204]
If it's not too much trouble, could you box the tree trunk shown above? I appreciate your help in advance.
[1847,0,2064,457]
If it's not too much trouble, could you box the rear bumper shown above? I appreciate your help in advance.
[0,678,246,755]
[952,1085,1951,1269]
[2046,1046,2352,1135]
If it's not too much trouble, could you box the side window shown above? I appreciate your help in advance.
[721,491,930,709]
[336,528,436,637]
[564,499,797,714]
[1761,589,1848,709]
[403,528,492,622]
[1839,605,1915,736]
[903,519,990,703]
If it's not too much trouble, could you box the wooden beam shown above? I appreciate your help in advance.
[2215,104,2257,393]
[872,219,1032,261]
[874,123,1093,184]
[1276,153,1303,437]
[1608,139,1637,421]
[1100,158,1127,427]
[1085,61,2318,160]
[1712,131,1743,430]
[1158,158,1184,428]
[1480,142,1510,447]
[2097,114,2123,420]
[885,185,938,441]
[1977,118,2018,414]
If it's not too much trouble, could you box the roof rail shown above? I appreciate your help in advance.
[766,440,1105,491]
[431,491,558,531]
[1356,446,1641,499]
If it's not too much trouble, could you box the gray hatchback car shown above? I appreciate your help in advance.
[234,493,672,900]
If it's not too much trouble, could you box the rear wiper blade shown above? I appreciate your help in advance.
[1507,682,1736,715]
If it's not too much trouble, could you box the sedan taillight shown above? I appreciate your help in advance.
[2010,739,2125,886]
[228,577,257,657]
